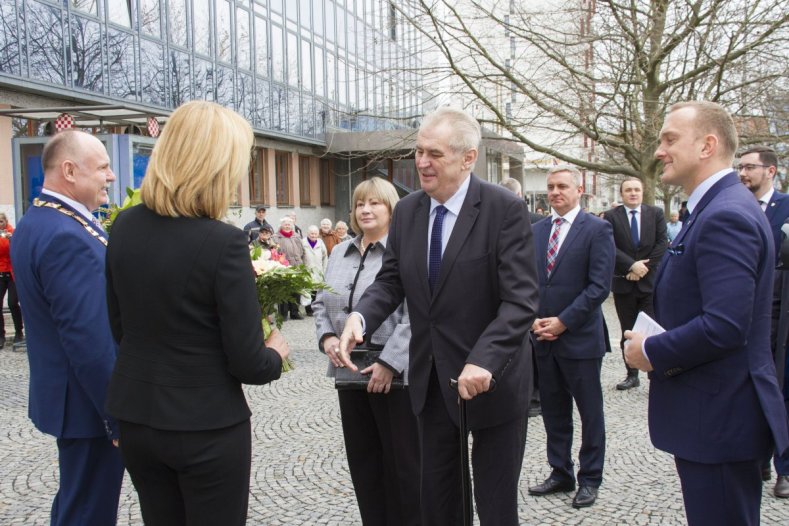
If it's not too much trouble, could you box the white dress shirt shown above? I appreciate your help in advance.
[427,174,471,266]
[550,204,582,253]
[41,188,102,227]
[624,204,641,238]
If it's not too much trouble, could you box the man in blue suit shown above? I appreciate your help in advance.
[738,146,789,265]
[11,130,124,525]
[528,165,615,509]
[625,101,789,525]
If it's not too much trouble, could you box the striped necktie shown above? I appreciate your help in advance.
[546,217,563,277]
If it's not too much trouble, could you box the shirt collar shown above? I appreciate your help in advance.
[430,174,471,217]
[624,204,641,214]
[758,186,775,205]
[344,234,389,257]
[41,188,97,223]
[687,168,732,214]
[552,204,582,225]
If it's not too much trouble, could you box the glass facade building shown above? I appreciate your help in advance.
[0,0,423,137]
[0,0,424,224]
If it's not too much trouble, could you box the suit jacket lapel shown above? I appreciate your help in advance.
[534,218,551,279]
[432,175,481,298]
[616,206,636,250]
[656,172,739,286]
[411,193,431,301]
[641,206,654,246]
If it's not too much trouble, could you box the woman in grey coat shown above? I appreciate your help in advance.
[312,178,420,525]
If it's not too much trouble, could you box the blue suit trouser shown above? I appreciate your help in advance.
[674,456,762,526]
[536,354,605,487]
[52,436,124,526]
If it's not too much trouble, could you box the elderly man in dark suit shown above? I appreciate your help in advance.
[338,106,538,525]
[604,177,667,390]
[528,165,615,509]
[10,130,124,525]
[625,101,789,525]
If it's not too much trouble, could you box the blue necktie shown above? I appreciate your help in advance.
[630,210,639,247]
[429,205,448,292]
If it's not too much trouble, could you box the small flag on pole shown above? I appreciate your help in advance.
[54,113,74,132]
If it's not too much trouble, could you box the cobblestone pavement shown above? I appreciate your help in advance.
[1,299,787,525]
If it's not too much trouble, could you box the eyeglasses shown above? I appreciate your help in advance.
[736,163,769,172]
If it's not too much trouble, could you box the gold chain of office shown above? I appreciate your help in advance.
[33,198,108,247]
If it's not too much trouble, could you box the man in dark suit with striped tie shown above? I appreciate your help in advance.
[528,165,615,508]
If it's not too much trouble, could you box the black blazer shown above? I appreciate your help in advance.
[604,204,667,295]
[354,175,539,430]
[105,205,282,431]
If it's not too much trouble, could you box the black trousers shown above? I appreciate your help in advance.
[338,388,421,526]
[0,273,23,336]
[418,368,527,526]
[119,419,252,526]
[613,290,654,375]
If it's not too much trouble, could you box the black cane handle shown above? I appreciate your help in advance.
[448,377,497,392]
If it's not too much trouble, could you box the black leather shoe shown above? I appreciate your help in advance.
[290,313,304,320]
[528,477,575,496]
[0,336,5,348]
[775,475,789,498]
[616,375,640,390]
[572,486,598,508]
[762,467,772,481]
[528,404,542,418]
[13,332,24,344]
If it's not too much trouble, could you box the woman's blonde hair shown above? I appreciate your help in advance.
[350,177,400,234]
[140,101,254,219]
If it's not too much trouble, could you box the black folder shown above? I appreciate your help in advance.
[334,350,405,390]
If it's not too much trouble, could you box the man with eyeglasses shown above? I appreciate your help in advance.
[738,146,789,265]
[739,146,789,494]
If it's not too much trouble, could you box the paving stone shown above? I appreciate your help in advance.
[0,299,786,524]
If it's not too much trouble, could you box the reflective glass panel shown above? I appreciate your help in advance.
[107,28,137,100]
[139,0,160,37]
[168,48,191,106]
[312,0,323,35]
[139,38,166,105]
[272,84,286,131]
[193,0,212,56]
[271,24,283,82]
[314,46,324,97]
[215,64,234,106]
[107,0,132,27]
[254,15,268,76]
[287,30,297,87]
[238,72,254,120]
[27,2,65,86]
[193,58,214,100]
[70,15,104,93]
[237,7,251,70]
[216,0,232,62]
[301,39,312,92]
[70,0,98,16]
[254,77,270,128]
[168,0,187,46]
[0,2,22,75]
[288,89,300,134]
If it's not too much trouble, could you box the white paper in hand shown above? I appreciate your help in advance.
[632,311,665,337]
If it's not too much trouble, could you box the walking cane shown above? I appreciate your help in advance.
[449,378,474,526]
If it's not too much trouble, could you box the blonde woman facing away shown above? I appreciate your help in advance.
[105,101,289,526]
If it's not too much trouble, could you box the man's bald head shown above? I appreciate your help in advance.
[41,130,115,211]
[41,130,95,173]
